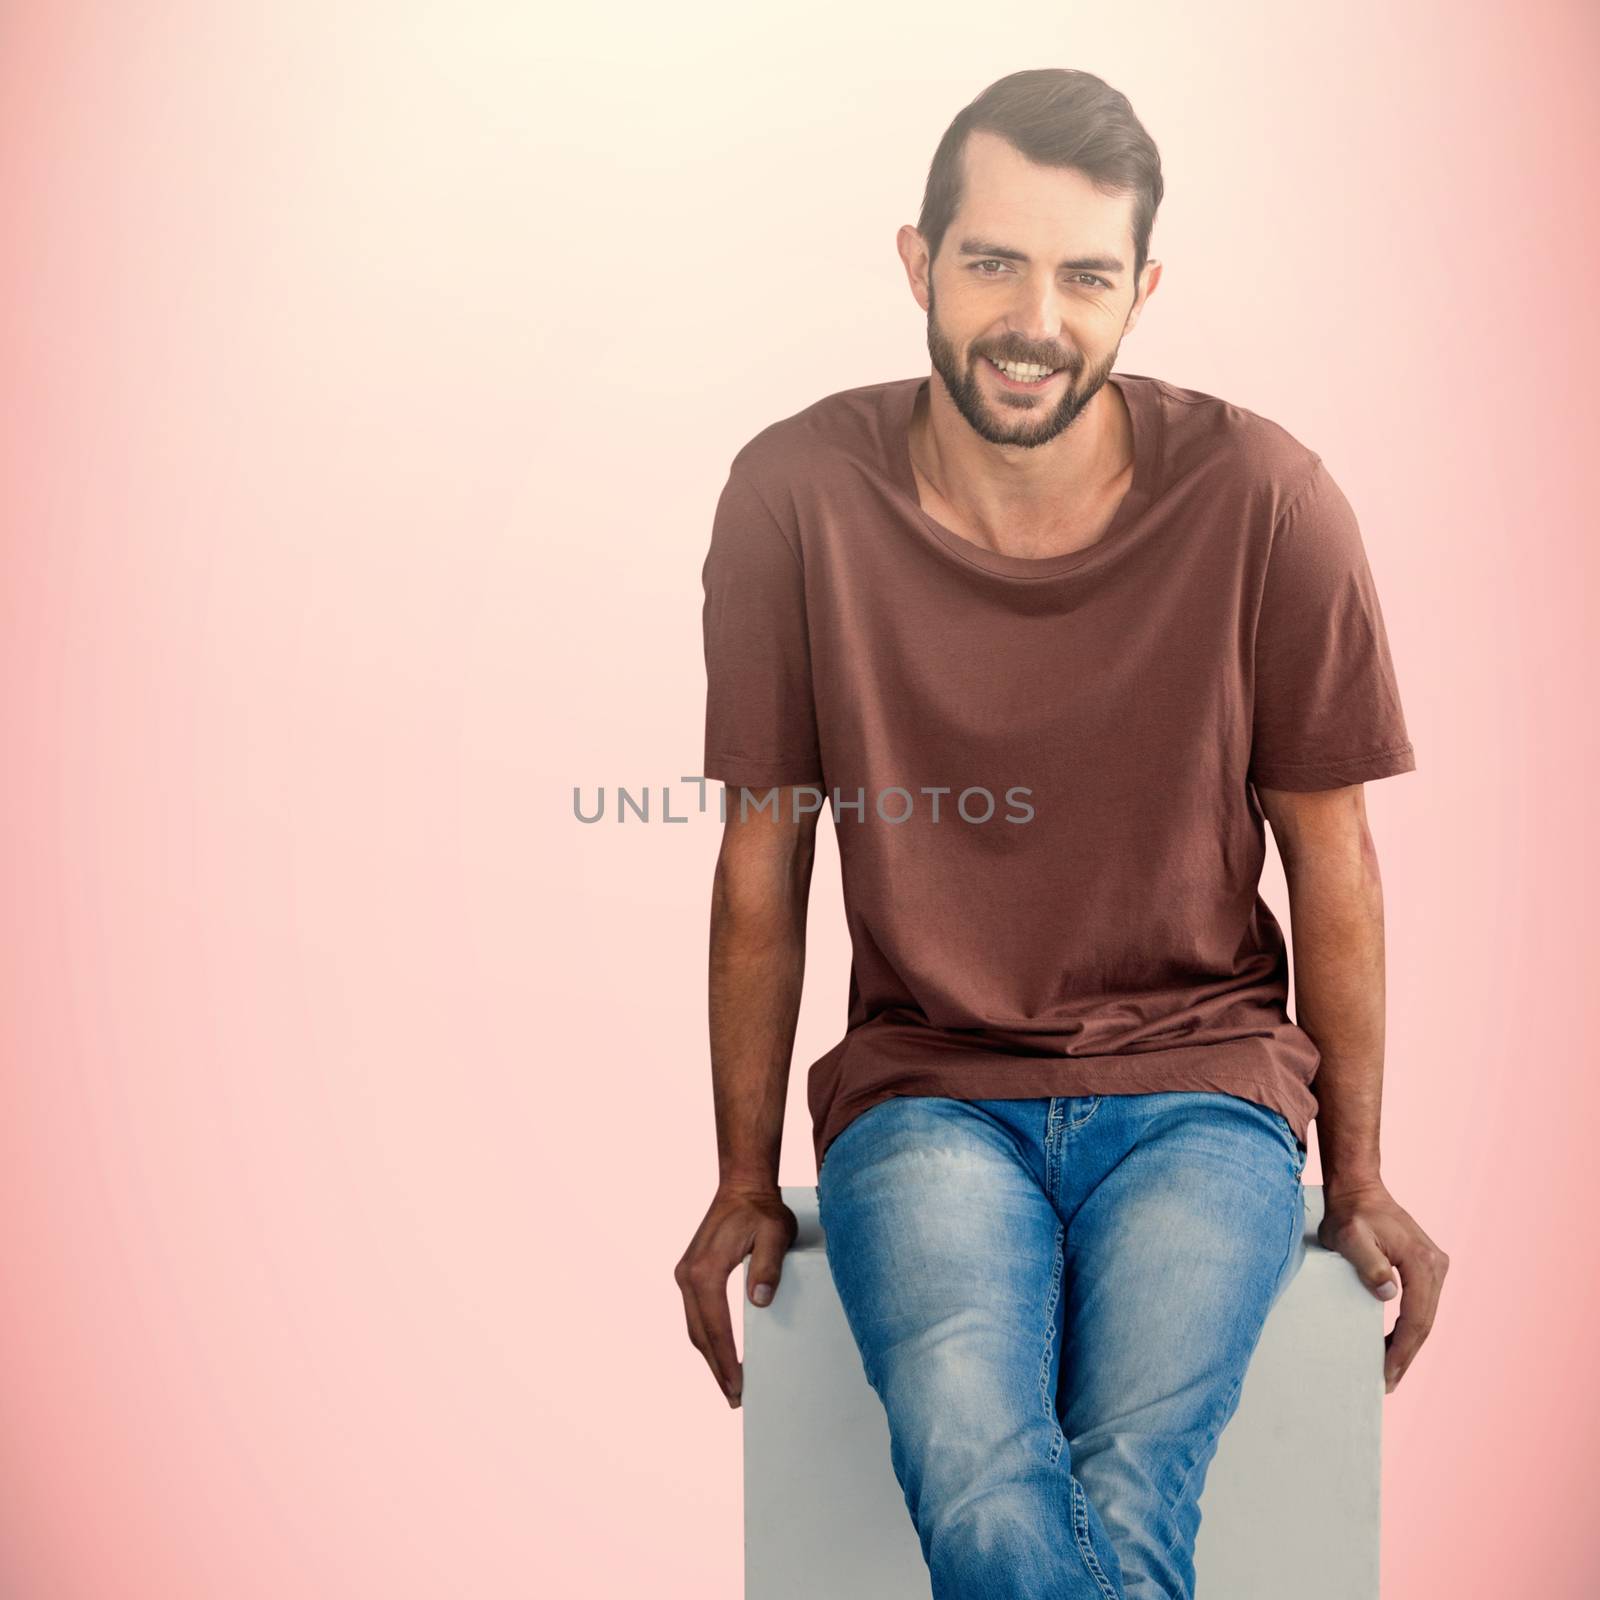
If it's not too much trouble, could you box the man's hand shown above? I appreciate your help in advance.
[1317,1177,1449,1393]
[674,1183,798,1409]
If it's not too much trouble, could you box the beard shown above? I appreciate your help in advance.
[925,280,1119,449]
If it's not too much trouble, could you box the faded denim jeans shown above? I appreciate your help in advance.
[816,1090,1308,1599]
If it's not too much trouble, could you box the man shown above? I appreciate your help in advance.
[674,67,1448,1600]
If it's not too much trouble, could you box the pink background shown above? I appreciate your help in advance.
[1,3,1594,1594]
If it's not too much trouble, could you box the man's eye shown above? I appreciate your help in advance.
[971,262,1110,289]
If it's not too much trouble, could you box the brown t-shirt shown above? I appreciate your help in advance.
[700,371,1416,1172]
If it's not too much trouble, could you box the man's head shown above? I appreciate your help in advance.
[900,69,1165,450]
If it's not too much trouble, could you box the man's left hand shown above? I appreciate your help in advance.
[1318,1178,1450,1394]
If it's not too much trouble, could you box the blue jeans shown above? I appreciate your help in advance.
[816,1090,1308,1600]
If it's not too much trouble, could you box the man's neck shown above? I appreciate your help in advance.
[909,378,1134,558]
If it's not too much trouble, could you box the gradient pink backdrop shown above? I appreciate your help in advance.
[1,3,1594,1595]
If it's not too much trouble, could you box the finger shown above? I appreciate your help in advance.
[1332,1216,1401,1301]
[680,1277,739,1405]
[692,1276,744,1406]
[747,1233,787,1308]
[1382,1249,1449,1392]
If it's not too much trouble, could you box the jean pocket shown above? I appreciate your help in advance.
[1271,1110,1308,1175]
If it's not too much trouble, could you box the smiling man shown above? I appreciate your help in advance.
[676,67,1448,1600]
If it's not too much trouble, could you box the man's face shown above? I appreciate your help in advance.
[915,130,1149,450]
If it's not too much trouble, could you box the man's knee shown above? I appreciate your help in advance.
[916,1448,1062,1566]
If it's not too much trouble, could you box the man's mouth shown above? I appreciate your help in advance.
[984,354,1064,389]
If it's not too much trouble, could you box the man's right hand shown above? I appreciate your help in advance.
[674,1183,798,1408]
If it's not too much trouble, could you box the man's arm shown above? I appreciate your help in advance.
[708,790,818,1188]
[1258,782,1389,1186]
[674,788,821,1409]
[1258,781,1450,1393]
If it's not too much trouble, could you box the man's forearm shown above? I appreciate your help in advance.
[707,885,807,1190]
[1279,825,1389,1191]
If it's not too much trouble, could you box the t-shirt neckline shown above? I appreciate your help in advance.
[887,369,1164,581]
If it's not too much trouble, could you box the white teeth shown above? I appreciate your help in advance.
[991,357,1056,380]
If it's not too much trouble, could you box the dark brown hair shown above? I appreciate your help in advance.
[916,69,1164,285]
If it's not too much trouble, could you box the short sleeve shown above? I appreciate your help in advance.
[1249,457,1416,791]
[700,465,824,789]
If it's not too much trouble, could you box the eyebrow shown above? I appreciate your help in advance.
[955,237,1126,275]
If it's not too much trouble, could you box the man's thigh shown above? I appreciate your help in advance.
[815,1096,1104,1582]
[1056,1090,1307,1596]
[817,1096,1060,1473]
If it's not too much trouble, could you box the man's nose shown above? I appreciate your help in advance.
[1002,283,1066,354]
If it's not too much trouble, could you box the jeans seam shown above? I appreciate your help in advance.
[1040,1219,1066,1466]
[1271,1109,1308,1173]
[1158,1366,1245,1563]
[1044,1099,1064,1203]
[1070,1477,1121,1600]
